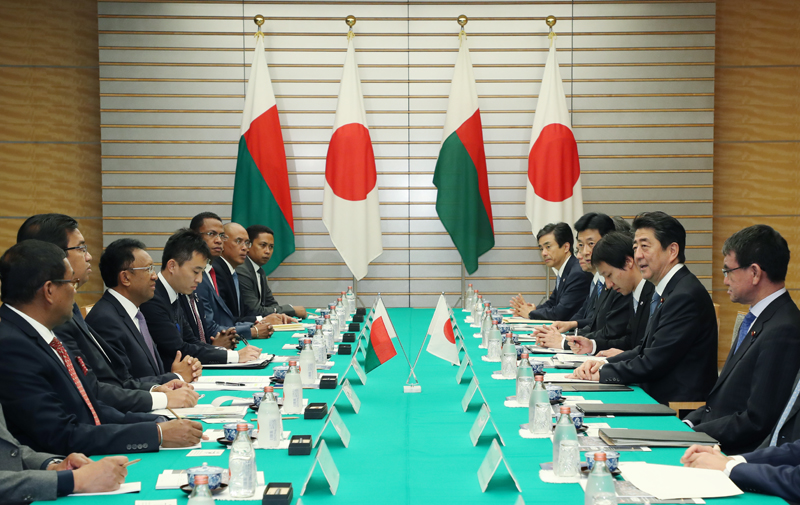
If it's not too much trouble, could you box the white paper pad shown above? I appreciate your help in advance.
[618,462,743,500]
[200,418,246,425]
[282,343,299,350]
[69,482,140,496]
[161,441,202,450]
[203,353,273,369]
[151,405,248,419]
[544,372,599,383]
[584,423,611,437]
[555,354,607,363]
[273,323,306,332]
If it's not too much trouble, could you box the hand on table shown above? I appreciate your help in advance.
[293,306,308,319]
[597,348,624,358]
[571,360,602,381]
[567,336,594,355]
[252,319,274,339]
[534,325,565,349]
[72,456,129,494]
[211,328,238,349]
[510,294,535,318]
[164,386,200,408]
[237,345,262,362]
[158,419,205,448]
[681,444,732,470]
[265,313,294,325]
[49,453,92,471]
[171,351,202,381]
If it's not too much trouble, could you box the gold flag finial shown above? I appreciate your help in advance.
[346,15,356,40]
[457,15,468,45]
[546,15,557,45]
[254,14,265,40]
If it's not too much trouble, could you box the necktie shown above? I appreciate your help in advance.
[633,297,638,314]
[259,269,268,304]
[232,271,241,309]
[135,310,161,372]
[649,291,660,317]
[49,337,101,426]
[555,275,561,291]
[733,311,756,354]
[187,295,207,343]
[770,377,800,446]
[209,268,219,295]
[596,281,604,298]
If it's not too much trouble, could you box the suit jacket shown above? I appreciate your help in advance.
[196,267,253,338]
[86,291,178,385]
[600,265,718,404]
[529,255,592,321]
[140,278,228,365]
[54,305,155,414]
[236,258,296,317]
[731,439,800,503]
[685,292,800,454]
[761,366,800,450]
[594,281,655,353]
[572,280,602,329]
[0,305,160,456]
[0,403,63,504]
[580,288,632,343]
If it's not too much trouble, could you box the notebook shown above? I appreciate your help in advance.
[576,403,676,416]
[600,428,719,447]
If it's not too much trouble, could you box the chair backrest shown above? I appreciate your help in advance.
[80,305,94,318]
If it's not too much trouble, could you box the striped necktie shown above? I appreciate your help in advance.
[49,337,101,425]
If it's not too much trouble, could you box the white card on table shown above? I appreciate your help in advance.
[468,403,505,447]
[352,356,367,385]
[69,482,141,496]
[336,378,361,414]
[477,439,522,492]
[301,439,340,496]
[461,376,480,412]
[328,406,351,448]
[456,355,471,384]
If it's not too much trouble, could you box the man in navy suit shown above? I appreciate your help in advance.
[509,222,592,321]
[0,240,203,456]
[573,212,718,404]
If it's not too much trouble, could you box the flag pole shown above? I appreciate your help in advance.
[460,263,466,308]
[379,291,420,393]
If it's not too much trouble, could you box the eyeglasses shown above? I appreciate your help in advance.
[200,231,228,241]
[232,238,252,248]
[64,244,89,254]
[721,265,747,278]
[128,265,157,275]
[51,279,79,290]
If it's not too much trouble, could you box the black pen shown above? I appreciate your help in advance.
[215,381,245,386]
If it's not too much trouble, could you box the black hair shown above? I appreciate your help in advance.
[632,211,686,263]
[612,216,633,237]
[189,212,223,232]
[722,225,790,283]
[100,238,147,289]
[574,212,615,237]
[591,232,635,270]
[246,224,274,243]
[536,222,574,251]
[16,213,79,249]
[161,229,210,271]
[0,240,68,305]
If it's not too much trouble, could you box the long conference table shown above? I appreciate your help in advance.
[65,308,785,504]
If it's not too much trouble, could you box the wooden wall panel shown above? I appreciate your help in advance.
[713,0,800,367]
[0,0,103,303]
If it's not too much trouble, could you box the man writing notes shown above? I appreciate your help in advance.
[573,212,718,404]
[534,213,630,350]
[510,222,592,321]
[17,213,199,414]
[189,212,278,340]
[237,224,308,319]
[567,231,655,357]
[139,230,262,366]
[682,225,800,454]
[0,240,203,456]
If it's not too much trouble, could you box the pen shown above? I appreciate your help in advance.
[240,336,249,346]
[124,458,141,467]
[167,408,182,420]
[281,416,299,420]
[215,381,246,386]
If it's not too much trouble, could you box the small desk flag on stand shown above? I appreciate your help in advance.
[426,294,459,365]
[365,296,398,373]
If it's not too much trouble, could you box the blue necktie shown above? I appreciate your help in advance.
[649,292,660,317]
[596,281,604,298]
[232,271,241,308]
[733,312,756,354]
[771,378,800,446]
[555,275,561,291]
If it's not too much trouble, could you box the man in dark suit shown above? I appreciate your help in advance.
[87,239,203,410]
[139,229,262,365]
[17,214,199,414]
[682,225,800,454]
[0,240,203,456]
[0,403,130,501]
[510,222,592,321]
[237,224,307,319]
[189,212,276,340]
[761,367,800,449]
[573,212,718,404]
[533,214,630,349]
[567,231,655,356]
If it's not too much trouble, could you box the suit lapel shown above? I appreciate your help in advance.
[640,267,687,350]
[108,292,163,374]
[204,269,235,319]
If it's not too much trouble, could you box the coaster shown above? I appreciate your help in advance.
[481,356,501,363]
[519,429,552,439]
[478,344,487,350]
[491,373,515,380]
[538,469,581,484]
[504,400,527,409]
[473,333,482,339]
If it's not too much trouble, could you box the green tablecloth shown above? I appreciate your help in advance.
[62,308,784,504]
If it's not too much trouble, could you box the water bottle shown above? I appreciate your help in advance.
[487,319,502,360]
[328,302,339,336]
[188,474,215,505]
[471,292,481,321]
[283,360,303,415]
[465,283,474,310]
[516,352,533,406]
[480,309,492,348]
[501,335,517,378]
[336,297,346,329]
[529,374,550,433]
[312,324,327,365]
[257,386,282,449]
[553,406,578,466]
[299,339,317,385]
[346,285,356,315]
[322,314,335,355]
[228,423,256,497]
[585,452,617,505]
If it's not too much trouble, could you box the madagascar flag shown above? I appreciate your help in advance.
[232,34,294,276]
[364,297,397,373]
[433,37,494,275]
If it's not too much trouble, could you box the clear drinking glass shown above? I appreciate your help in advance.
[532,402,552,434]
[556,439,580,478]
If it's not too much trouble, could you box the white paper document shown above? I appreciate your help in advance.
[555,354,607,363]
[203,353,273,369]
[151,405,248,419]
[544,372,599,383]
[619,462,743,500]
[69,482,141,496]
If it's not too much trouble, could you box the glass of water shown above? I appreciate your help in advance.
[556,439,580,478]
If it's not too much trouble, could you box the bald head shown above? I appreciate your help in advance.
[221,222,250,267]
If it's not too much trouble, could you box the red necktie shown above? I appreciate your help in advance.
[49,337,101,426]
[209,268,219,295]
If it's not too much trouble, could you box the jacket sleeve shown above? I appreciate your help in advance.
[529,269,591,321]
[583,292,633,346]
[730,441,800,503]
